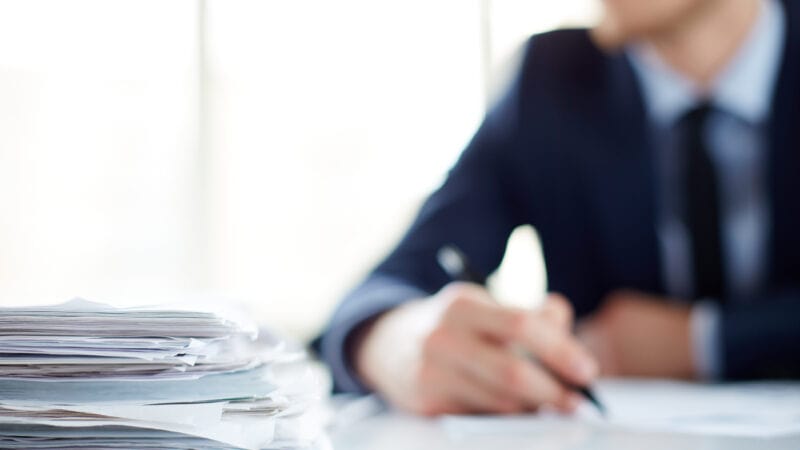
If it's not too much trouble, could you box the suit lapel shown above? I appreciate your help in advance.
[579,51,665,294]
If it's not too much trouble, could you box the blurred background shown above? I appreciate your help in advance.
[0,0,599,341]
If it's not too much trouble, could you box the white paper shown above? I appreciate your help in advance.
[440,379,800,439]
[0,298,326,449]
[0,411,276,450]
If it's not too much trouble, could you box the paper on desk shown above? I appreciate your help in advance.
[18,403,221,425]
[440,379,800,439]
[0,424,334,450]
[0,298,257,339]
[0,298,326,449]
[0,409,276,450]
[0,364,276,405]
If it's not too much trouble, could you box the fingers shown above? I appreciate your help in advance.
[517,318,598,386]
[416,363,522,415]
[427,328,582,412]
[540,293,573,330]
[413,282,597,416]
[438,284,597,386]
[576,319,620,377]
[437,283,532,341]
[361,285,592,416]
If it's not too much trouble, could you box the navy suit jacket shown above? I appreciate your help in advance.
[317,0,800,391]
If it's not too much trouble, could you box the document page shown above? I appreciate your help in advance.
[440,379,800,438]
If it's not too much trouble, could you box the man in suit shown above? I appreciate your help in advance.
[316,0,800,415]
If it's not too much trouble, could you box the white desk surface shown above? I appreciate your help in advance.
[331,411,800,450]
[329,398,800,450]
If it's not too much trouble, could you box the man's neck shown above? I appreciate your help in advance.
[647,0,761,88]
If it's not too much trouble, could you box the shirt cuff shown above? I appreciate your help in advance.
[689,300,723,380]
[319,276,429,394]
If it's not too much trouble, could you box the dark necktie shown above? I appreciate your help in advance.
[681,103,726,300]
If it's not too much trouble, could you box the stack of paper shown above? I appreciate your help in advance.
[0,299,328,449]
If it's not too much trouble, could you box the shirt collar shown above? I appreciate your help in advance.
[627,0,785,127]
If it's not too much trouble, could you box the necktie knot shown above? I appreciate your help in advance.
[680,102,713,133]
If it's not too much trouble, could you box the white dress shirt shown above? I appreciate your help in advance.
[626,0,785,378]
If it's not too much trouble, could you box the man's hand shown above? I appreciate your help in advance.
[352,282,599,416]
[577,290,695,379]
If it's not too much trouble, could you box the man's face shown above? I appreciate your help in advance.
[601,0,716,39]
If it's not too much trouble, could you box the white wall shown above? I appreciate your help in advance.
[0,0,201,305]
[0,0,599,340]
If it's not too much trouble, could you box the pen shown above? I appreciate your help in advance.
[436,244,606,416]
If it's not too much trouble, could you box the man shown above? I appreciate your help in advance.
[316,0,800,415]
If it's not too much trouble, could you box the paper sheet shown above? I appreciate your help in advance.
[0,412,276,450]
[440,379,800,439]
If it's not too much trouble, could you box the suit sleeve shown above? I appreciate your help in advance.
[316,61,529,393]
[720,289,800,379]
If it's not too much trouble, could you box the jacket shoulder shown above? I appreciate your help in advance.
[519,28,610,87]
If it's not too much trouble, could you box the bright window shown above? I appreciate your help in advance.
[0,0,599,339]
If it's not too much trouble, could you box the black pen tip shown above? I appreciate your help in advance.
[580,387,607,417]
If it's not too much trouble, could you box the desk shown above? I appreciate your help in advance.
[331,406,800,450]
